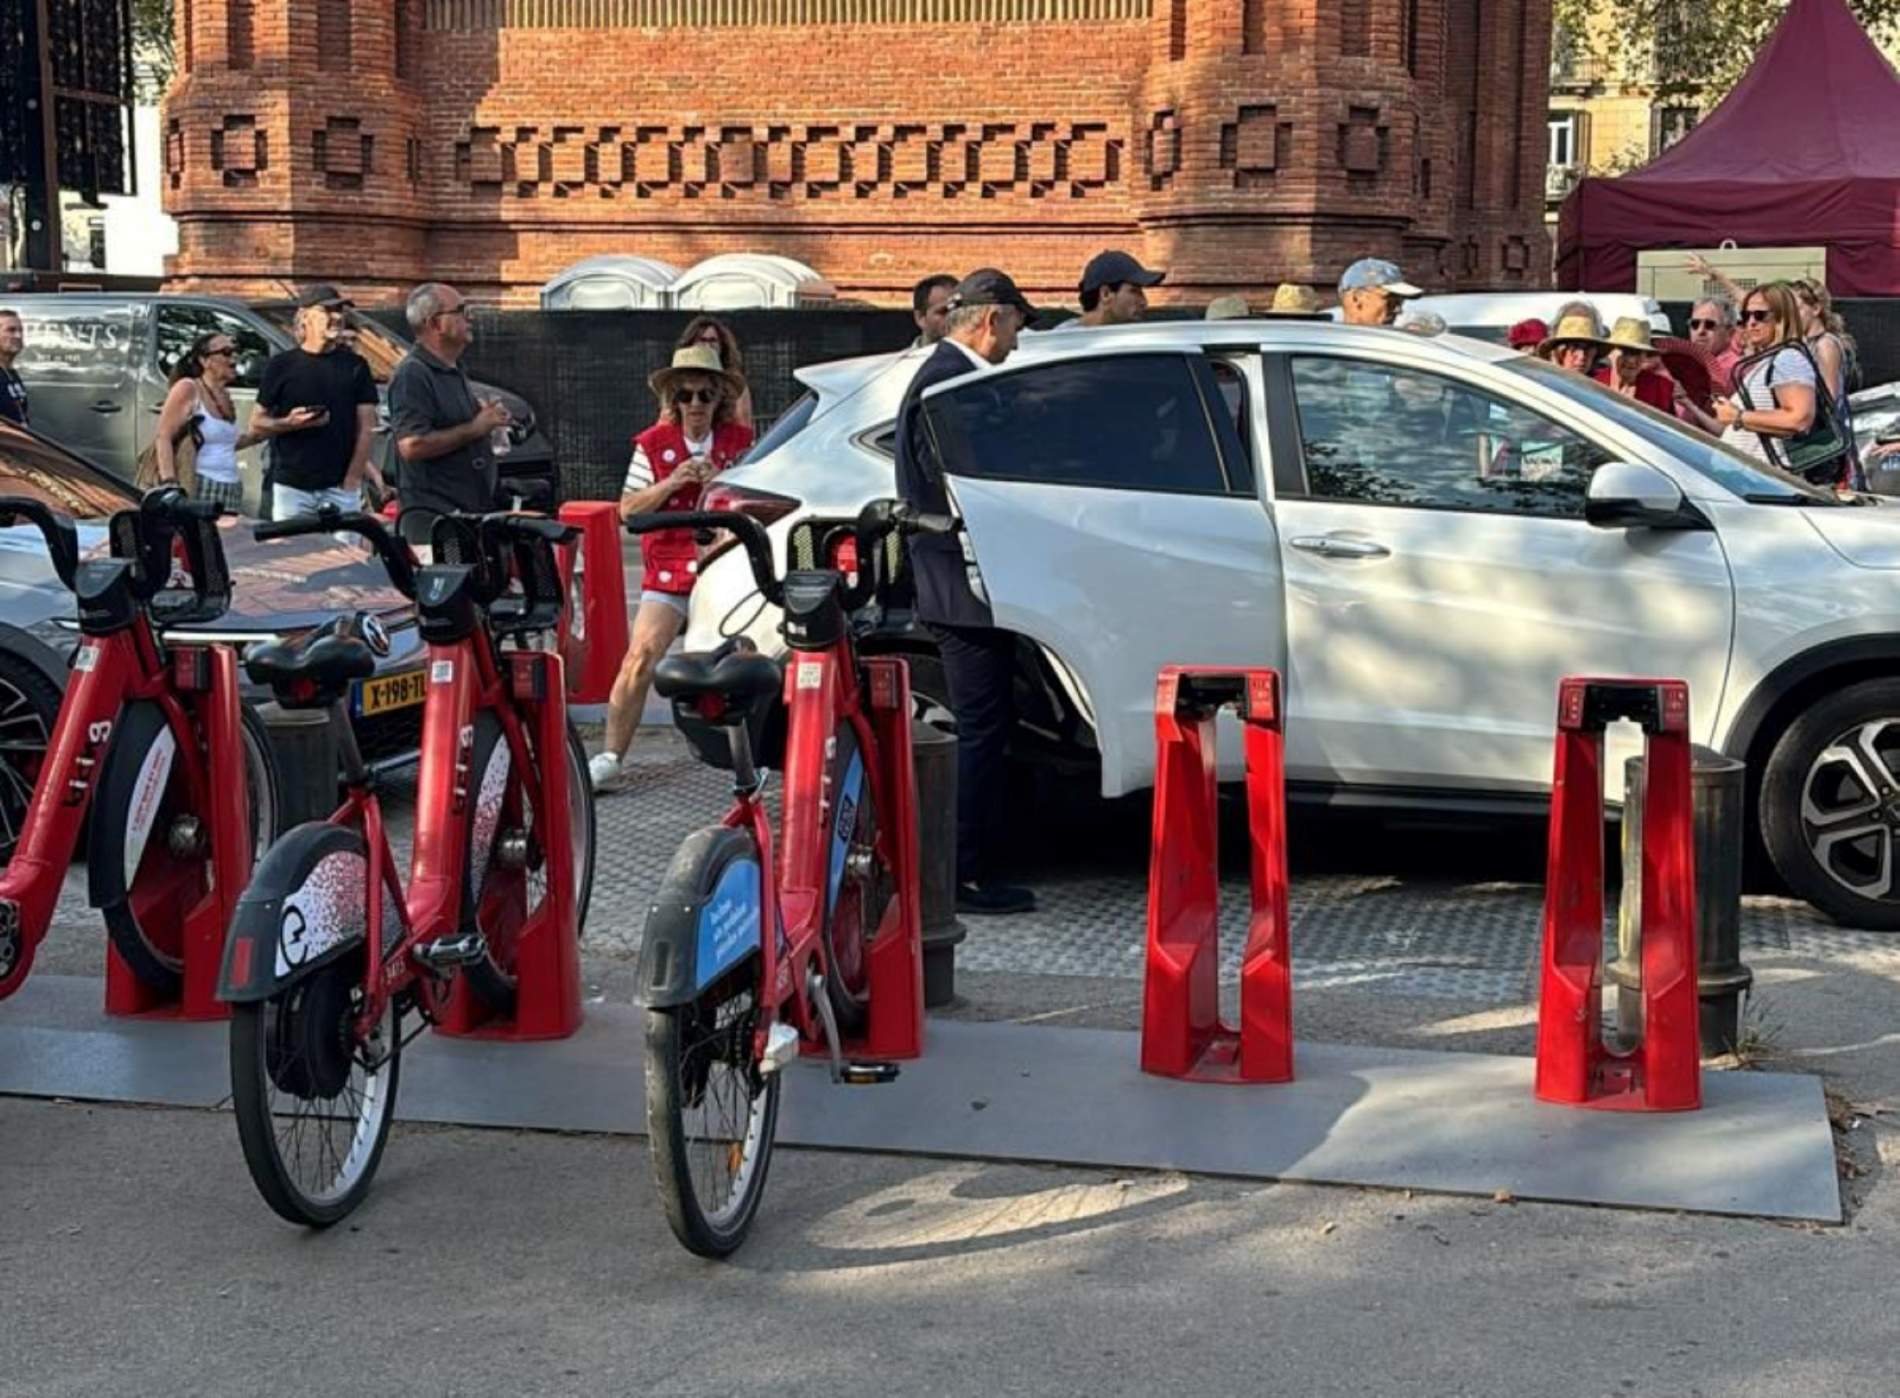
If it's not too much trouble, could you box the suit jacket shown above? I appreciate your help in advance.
[894,340,992,628]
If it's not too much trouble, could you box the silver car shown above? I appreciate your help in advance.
[689,318,1900,931]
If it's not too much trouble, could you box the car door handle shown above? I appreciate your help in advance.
[1289,535,1390,559]
[90,400,124,414]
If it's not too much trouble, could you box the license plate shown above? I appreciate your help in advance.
[353,669,427,717]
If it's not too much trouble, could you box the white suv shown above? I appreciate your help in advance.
[688,320,1900,930]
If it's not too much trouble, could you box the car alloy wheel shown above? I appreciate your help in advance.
[1800,716,1900,903]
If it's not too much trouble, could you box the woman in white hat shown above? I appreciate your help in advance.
[591,343,754,791]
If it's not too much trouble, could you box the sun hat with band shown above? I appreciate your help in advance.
[1603,317,1660,354]
[1537,309,1613,357]
[648,342,747,402]
[1267,283,1325,316]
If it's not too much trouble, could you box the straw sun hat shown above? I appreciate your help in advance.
[648,343,747,401]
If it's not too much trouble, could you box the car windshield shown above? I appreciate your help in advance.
[252,304,406,384]
[742,390,818,465]
[1501,356,1842,505]
[0,424,133,519]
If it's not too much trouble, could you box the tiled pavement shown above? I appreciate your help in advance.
[35,727,1900,1002]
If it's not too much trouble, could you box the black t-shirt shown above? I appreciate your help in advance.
[0,367,26,426]
[257,347,378,490]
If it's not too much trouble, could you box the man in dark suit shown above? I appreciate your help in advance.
[895,268,1037,916]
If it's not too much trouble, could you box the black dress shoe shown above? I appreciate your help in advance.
[956,880,1036,916]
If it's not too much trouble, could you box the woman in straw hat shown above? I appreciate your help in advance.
[1592,317,1677,414]
[1537,306,1612,377]
[591,343,755,792]
[1265,283,1326,318]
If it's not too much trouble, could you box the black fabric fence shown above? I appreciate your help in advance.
[1659,299,1900,393]
[367,308,916,501]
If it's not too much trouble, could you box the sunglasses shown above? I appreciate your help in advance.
[1688,318,1724,331]
[206,346,236,358]
[672,388,719,406]
[1742,309,1776,324]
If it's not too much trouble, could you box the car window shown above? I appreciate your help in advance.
[1502,356,1844,505]
[744,390,818,464]
[1287,356,1614,517]
[926,353,1236,496]
[1204,357,1255,495]
[13,304,136,386]
[154,305,273,390]
[0,425,134,518]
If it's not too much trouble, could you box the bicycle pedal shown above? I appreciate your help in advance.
[839,1061,901,1086]
[411,933,486,970]
[760,1023,801,1075]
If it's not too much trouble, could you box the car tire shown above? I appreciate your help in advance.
[0,645,66,866]
[1760,676,1900,931]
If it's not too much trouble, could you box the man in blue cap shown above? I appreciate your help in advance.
[894,268,1039,916]
[1337,258,1422,327]
[1055,249,1165,330]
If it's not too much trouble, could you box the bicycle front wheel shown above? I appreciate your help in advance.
[646,987,779,1259]
[643,828,778,1258]
[228,828,399,1228]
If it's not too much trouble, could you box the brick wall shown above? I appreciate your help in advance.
[162,0,1552,306]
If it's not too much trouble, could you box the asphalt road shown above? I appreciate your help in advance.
[4,1092,1896,1398]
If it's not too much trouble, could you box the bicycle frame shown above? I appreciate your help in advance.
[324,609,579,1042]
[0,613,250,1015]
[738,640,925,1067]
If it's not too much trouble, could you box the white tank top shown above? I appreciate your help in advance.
[192,384,241,483]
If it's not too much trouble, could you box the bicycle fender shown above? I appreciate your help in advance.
[639,825,763,1009]
[219,821,367,1003]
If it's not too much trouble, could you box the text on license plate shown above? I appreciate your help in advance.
[354,670,427,717]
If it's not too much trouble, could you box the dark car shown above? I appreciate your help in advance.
[5,292,553,515]
[0,417,425,854]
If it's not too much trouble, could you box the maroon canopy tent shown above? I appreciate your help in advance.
[1556,0,1900,296]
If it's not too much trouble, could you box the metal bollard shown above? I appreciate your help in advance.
[910,718,966,1008]
[258,701,339,829]
[1610,746,1753,1056]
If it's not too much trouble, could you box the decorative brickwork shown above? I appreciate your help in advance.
[161,0,1552,305]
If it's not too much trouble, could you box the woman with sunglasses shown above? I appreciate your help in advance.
[1713,283,1818,466]
[675,315,754,430]
[154,331,260,513]
[591,344,755,792]
[1794,278,1861,486]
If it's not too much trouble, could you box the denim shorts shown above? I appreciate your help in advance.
[640,590,690,620]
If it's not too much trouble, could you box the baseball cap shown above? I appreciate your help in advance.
[295,283,354,310]
[1080,250,1166,294]
[1337,258,1421,298]
[945,268,1040,323]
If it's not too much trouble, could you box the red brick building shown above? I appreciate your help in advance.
[160,0,1553,307]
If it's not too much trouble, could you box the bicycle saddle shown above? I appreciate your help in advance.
[245,621,378,708]
[653,650,781,712]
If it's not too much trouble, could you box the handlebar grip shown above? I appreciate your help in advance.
[907,511,958,537]
[252,517,319,542]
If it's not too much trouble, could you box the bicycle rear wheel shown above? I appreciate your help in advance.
[462,713,597,1014]
[228,827,399,1228]
[643,828,778,1258]
[92,699,281,994]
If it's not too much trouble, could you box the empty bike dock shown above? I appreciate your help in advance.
[0,671,1844,1224]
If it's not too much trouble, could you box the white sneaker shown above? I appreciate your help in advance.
[588,750,627,793]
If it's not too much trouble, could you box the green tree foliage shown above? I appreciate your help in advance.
[131,0,176,99]
[1552,0,1900,101]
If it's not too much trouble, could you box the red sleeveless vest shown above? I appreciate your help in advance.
[631,419,754,594]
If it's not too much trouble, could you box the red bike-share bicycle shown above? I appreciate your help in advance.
[625,498,949,1257]
[0,487,278,1012]
[220,506,597,1226]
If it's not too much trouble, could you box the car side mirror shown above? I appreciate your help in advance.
[1585,461,1704,530]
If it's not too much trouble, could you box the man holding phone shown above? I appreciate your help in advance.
[252,284,380,521]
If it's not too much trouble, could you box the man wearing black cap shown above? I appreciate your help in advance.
[895,268,1037,916]
[252,284,380,522]
[1054,249,1165,331]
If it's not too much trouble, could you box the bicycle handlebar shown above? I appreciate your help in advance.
[623,508,782,607]
[0,494,81,591]
[624,499,956,614]
[253,506,420,600]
